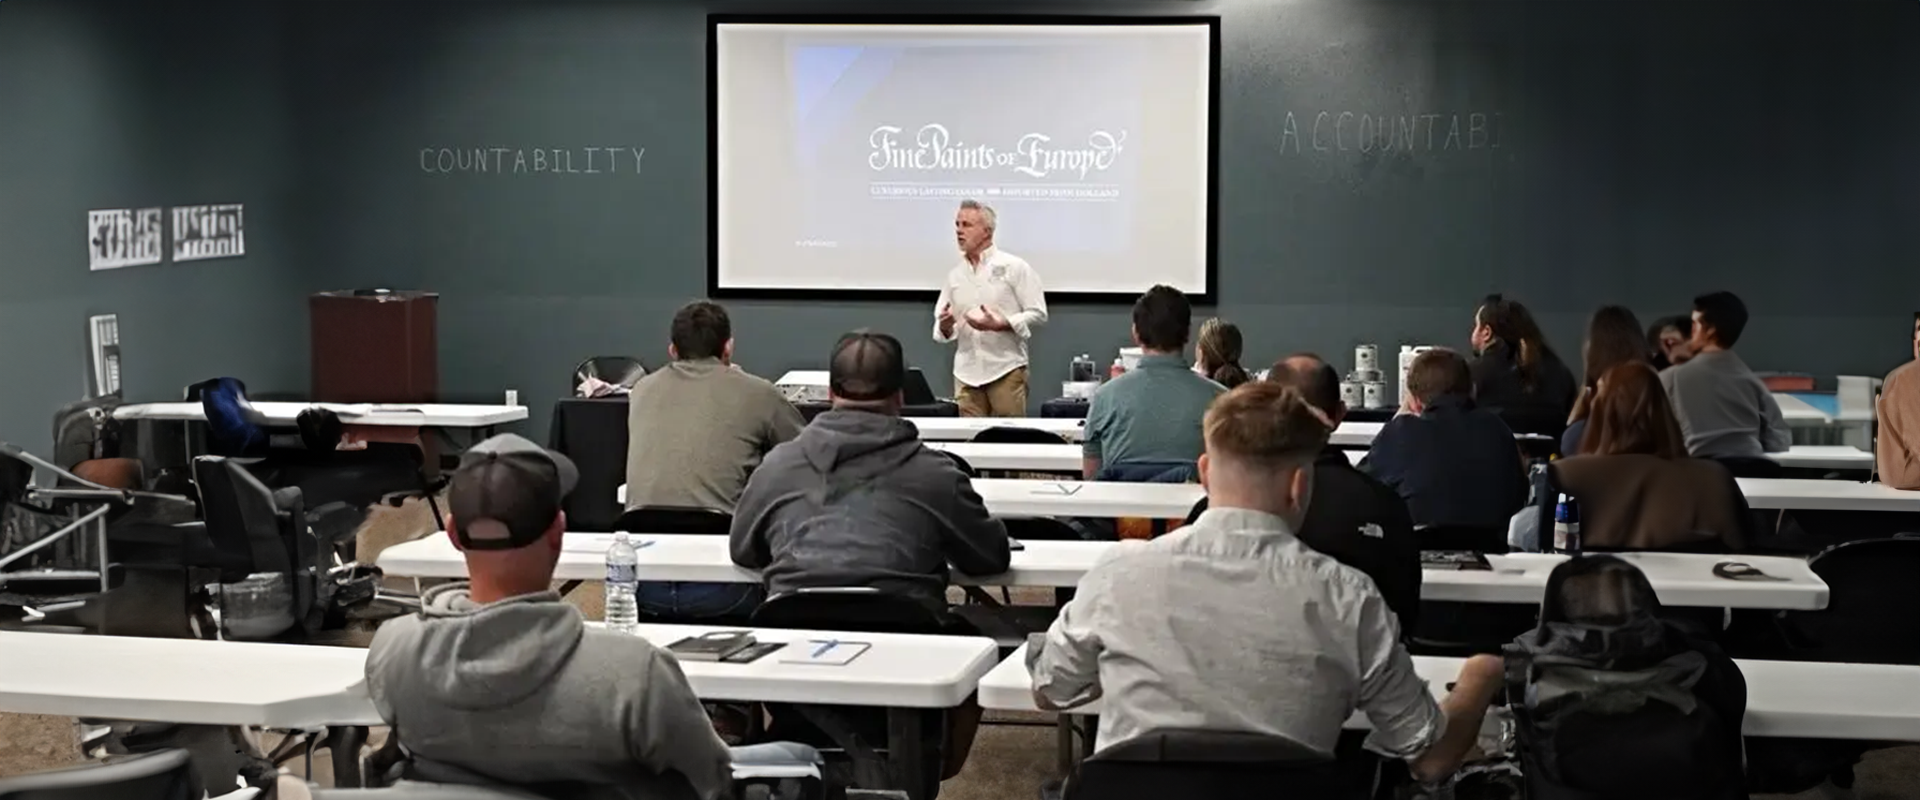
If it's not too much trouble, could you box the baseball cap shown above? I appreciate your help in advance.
[447,433,578,551]
[829,330,906,402]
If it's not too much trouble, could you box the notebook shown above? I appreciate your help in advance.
[666,631,758,662]
[778,639,872,666]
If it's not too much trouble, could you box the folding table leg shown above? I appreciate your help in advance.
[886,708,931,800]
[325,725,367,788]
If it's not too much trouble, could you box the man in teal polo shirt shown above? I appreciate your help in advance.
[1082,285,1226,480]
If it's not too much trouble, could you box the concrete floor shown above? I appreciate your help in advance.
[5,499,1918,799]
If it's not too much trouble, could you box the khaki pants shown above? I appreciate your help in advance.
[956,367,1029,417]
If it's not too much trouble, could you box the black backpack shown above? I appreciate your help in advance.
[1503,556,1749,800]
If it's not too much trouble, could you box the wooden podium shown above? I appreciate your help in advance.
[310,290,438,403]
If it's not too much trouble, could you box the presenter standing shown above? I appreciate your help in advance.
[933,199,1048,417]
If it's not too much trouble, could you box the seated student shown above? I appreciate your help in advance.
[1647,315,1695,371]
[625,300,804,618]
[730,330,1012,613]
[1083,285,1225,481]
[1877,313,1920,490]
[1660,291,1791,463]
[1194,317,1252,389]
[1030,382,1505,782]
[367,434,735,799]
[1187,354,1421,627]
[1555,363,1752,552]
[1365,348,1528,533]
[1469,294,1579,437]
[1562,305,1649,456]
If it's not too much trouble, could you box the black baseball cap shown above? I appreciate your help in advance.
[829,330,906,403]
[447,434,578,551]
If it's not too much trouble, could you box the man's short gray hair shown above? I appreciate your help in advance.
[959,198,997,232]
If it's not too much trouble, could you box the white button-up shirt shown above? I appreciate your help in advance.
[932,246,1048,388]
[1029,507,1443,759]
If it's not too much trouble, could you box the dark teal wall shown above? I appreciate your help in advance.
[284,0,1920,439]
[5,0,1916,454]
[0,0,309,454]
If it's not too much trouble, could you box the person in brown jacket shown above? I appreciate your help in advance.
[1876,314,1920,490]
[1552,363,1752,552]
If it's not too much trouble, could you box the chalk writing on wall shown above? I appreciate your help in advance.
[1276,111,1506,154]
[172,204,245,262]
[419,147,647,175]
[88,208,164,271]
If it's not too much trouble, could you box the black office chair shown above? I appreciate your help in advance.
[970,426,1069,445]
[193,456,334,640]
[615,505,731,536]
[1711,456,1783,479]
[1411,525,1531,656]
[572,356,647,397]
[0,748,199,800]
[753,588,953,798]
[1064,730,1346,800]
[935,450,978,478]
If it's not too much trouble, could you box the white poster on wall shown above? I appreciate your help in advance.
[172,203,245,262]
[87,208,164,270]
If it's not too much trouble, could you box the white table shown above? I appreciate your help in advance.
[622,477,1205,517]
[0,631,382,728]
[1770,446,1875,471]
[0,624,995,723]
[380,536,1826,610]
[112,402,527,428]
[1451,552,1827,610]
[1738,478,1920,512]
[971,478,1203,519]
[909,417,1089,442]
[378,533,1108,588]
[926,442,1363,473]
[981,644,1920,742]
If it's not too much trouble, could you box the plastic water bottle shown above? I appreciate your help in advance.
[1552,494,1582,555]
[604,532,640,634]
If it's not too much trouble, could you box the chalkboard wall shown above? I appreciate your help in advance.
[4,0,1917,453]
[0,0,310,454]
[284,0,1920,438]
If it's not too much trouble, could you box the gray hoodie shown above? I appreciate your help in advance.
[365,585,732,800]
[729,409,1012,610]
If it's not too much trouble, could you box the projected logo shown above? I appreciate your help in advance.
[866,124,1127,201]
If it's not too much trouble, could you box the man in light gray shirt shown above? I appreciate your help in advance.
[1029,381,1503,784]
[1660,291,1791,459]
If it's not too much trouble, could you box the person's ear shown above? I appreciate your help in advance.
[667,343,679,361]
[1329,403,1347,426]
[1130,324,1143,348]
[1288,466,1312,512]
[722,338,736,362]
[545,513,567,553]
[444,513,464,551]
[1196,452,1211,492]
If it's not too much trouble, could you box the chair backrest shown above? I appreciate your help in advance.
[1710,455,1783,479]
[615,506,731,536]
[1418,525,1508,553]
[1000,516,1079,541]
[572,356,647,397]
[1781,536,1920,664]
[0,748,199,800]
[934,449,977,478]
[192,456,295,579]
[903,368,937,405]
[752,587,949,635]
[969,426,1068,445]
[1065,730,1344,800]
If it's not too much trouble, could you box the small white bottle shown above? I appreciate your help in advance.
[604,532,640,634]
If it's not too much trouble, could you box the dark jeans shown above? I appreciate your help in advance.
[635,581,764,620]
